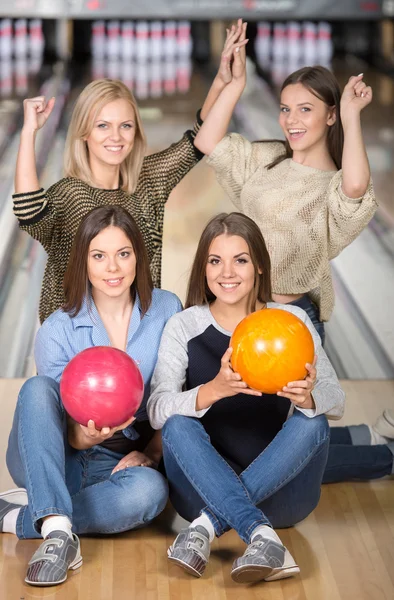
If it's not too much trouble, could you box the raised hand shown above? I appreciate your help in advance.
[217,19,248,85]
[277,356,317,409]
[340,74,372,123]
[22,96,56,133]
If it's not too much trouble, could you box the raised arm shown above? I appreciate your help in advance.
[15,96,55,193]
[340,74,371,198]
[194,20,248,156]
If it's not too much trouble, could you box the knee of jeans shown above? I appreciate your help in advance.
[270,488,322,529]
[117,468,169,520]
[292,411,330,444]
[18,376,61,413]
[162,414,195,443]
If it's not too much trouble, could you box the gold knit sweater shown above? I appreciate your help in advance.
[207,133,377,321]
[13,119,202,323]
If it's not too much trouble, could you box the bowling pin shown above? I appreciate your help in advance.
[176,56,192,93]
[271,57,288,87]
[164,58,176,95]
[150,21,163,61]
[272,23,287,61]
[0,59,12,97]
[15,57,28,95]
[92,57,106,80]
[106,20,121,60]
[177,20,192,57]
[121,21,134,60]
[150,60,162,98]
[135,59,149,99]
[164,21,177,59]
[91,20,106,60]
[106,57,121,80]
[317,22,333,68]
[29,19,45,59]
[135,21,149,61]
[287,21,302,63]
[302,21,317,66]
[255,21,271,69]
[14,19,28,59]
[121,60,134,91]
[0,19,13,60]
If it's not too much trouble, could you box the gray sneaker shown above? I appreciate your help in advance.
[231,534,286,584]
[167,525,210,577]
[25,530,82,586]
[0,488,28,532]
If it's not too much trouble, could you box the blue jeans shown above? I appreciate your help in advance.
[6,376,169,540]
[323,426,394,482]
[289,295,325,345]
[162,411,330,543]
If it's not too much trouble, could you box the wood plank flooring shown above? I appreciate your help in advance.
[0,378,393,599]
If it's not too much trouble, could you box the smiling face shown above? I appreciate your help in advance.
[85,98,136,174]
[87,225,136,302]
[206,234,259,310]
[279,82,336,155]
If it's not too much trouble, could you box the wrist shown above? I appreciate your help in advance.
[21,126,38,139]
[341,112,362,131]
[213,75,227,91]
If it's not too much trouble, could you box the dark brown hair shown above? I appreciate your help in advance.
[63,206,152,316]
[267,65,343,170]
[185,212,272,310]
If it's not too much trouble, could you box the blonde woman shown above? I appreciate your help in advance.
[13,27,246,323]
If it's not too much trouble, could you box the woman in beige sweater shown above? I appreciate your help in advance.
[194,21,377,343]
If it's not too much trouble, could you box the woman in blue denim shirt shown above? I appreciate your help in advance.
[0,206,181,587]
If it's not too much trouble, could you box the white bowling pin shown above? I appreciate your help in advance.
[287,21,302,63]
[0,59,12,97]
[121,21,134,60]
[302,21,317,66]
[177,20,192,57]
[91,20,106,60]
[135,21,149,61]
[135,60,149,99]
[164,21,177,58]
[106,57,121,80]
[121,60,134,91]
[92,57,106,80]
[255,21,271,69]
[272,23,287,61]
[176,56,192,93]
[164,58,176,95]
[150,59,162,98]
[0,19,13,60]
[15,57,28,95]
[29,19,45,58]
[106,20,121,60]
[14,19,28,58]
[150,21,163,61]
[317,22,333,67]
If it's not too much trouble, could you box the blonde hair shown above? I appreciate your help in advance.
[64,79,146,194]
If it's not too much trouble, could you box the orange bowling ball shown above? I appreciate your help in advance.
[230,308,315,394]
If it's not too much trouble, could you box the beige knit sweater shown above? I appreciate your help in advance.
[207,133,377,321]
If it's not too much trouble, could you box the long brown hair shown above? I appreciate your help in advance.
[63,206,152,316]
[267,65,343,170]
[64,79,146,194]
[185,212,272,310]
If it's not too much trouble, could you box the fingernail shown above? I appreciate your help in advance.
[235,47,240,52]
[361,92,364,97]
[357,73,363,76]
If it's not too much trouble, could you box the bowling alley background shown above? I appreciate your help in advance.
[0,1,393,382]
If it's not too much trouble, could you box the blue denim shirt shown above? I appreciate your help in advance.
[35,289,182,440]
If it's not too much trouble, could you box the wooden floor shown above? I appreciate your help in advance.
[0,378,393,599]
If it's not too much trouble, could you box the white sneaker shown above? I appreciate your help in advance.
[264,547,300,581]
[372,410,394,441]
